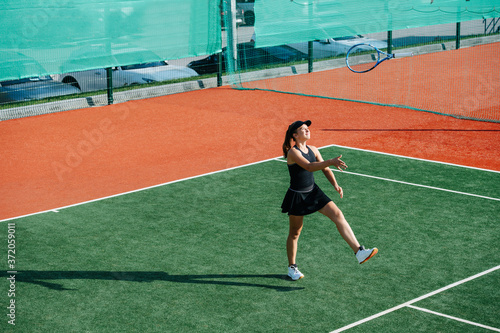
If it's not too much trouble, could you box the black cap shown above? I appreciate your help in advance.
[288,120,311,133]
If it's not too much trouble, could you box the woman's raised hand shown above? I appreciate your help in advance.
[329,155,347,171]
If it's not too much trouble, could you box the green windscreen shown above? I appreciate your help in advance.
[254,0,500,47]
[0,0,221,81]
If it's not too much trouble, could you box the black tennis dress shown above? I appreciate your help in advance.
[281,146,332,216]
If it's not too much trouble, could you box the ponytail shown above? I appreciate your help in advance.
[282,128,295,158]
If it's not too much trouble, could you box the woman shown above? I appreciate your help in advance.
[281,120,377,280]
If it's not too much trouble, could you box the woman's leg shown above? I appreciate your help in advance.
[286,215,304,266]
[319,201,360,253]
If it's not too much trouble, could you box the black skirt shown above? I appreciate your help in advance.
[281,183,332,216]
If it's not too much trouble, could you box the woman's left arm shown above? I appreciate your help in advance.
[311,146,345,198]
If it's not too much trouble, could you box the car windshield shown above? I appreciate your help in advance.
[333,35,363,41]
[121,62,166,70]
[1,76,52,86]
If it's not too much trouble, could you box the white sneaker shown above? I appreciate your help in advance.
[287,265,304,280]
[356,246,378,264]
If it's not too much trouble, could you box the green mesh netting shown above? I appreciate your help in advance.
[254,0,500,47]
[0,0,221,81]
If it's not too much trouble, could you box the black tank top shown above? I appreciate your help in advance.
[288,146,315,192]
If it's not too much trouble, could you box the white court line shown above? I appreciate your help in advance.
[331,265,500,332]
[2,145,498,223]
[333,169,500,201]
[325,144,500,174]
[273,158,500,201]
[407,305,500,332]
[0,157,278,223]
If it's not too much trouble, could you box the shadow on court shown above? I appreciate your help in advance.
[321,128,500,132]
[1,271,304,292]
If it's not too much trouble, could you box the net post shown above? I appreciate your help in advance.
[308,41,313,73]
[456,22,461,49]
[106,67,113,105]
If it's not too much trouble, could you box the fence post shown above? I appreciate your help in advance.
[387,31,392,54]
[456,22,461,49]
[228,0,237,73]
[308,41,313,73]
[217,51,223,87]
[106,67,113,105]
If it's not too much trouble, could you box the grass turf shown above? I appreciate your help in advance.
[1,146,499,332]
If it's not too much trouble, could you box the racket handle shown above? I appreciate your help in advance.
[393,52,413,58]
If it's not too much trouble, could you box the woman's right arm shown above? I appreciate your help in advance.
[288,148,345,172]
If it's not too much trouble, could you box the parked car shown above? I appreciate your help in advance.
[187,42,307,75]
[0,76,81,103]
[52,46,199,93]
[237,0,255,26]
[52,61,198,93]
[287,35,388,59]
[221,2,245,28]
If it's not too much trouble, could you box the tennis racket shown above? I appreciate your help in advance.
[346,43,413,73]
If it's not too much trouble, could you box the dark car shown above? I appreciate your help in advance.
[0,76,81,103]
[187,43,307,75]
[0,51,81,103]
[237,0,255,26]
[221,1,245,28]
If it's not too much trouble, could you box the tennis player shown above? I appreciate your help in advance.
[281,120,378,280]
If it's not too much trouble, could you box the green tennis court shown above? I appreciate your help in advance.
[2,145,499,332]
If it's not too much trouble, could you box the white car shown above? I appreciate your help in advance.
[52,61,199,93]
[287,35,388,59]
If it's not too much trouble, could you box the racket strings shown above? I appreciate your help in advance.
[346,45,381,73]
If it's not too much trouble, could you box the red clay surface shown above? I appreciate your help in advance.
[1,87,499,220]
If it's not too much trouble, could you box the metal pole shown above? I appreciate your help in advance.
[387,31,392,54]
[106,67,113,105]
[217,0,223,87]
[223,0,238,85]
[229,0,237,71]
[456,22,461,49]
[308,41,313,73]
[217,51,223,87]
[307,0,313,73]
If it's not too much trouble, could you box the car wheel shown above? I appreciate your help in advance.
[62,77,81,90]
[244,11,255,26]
